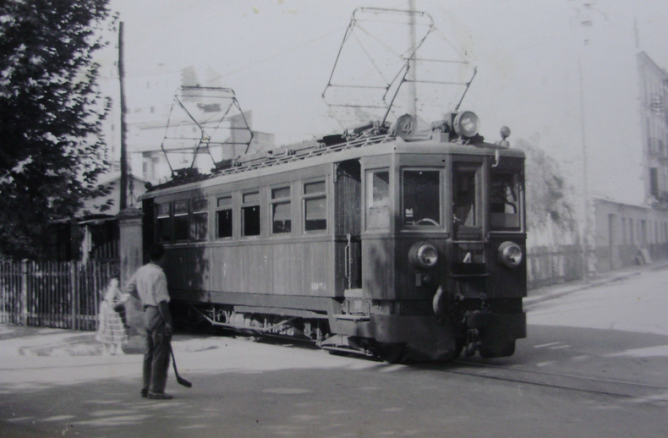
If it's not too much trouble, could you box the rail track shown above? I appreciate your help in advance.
[435,359,668,401]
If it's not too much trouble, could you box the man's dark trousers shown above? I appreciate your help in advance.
[143,306,170,393]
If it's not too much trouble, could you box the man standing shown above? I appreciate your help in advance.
[125,242,174,400]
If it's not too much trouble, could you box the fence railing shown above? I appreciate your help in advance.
[0,260,119,331]
[0,245,605,331]
[526,245,589,290]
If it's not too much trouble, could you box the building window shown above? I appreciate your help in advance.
[304,181,327,231]
[366,170,390,230]
[191,198,208,241]
[642,220,647,245]
[173,200,189,242]
[156,203,170,243]
[242,191,261,236]
[271,186,291,234]
[621,218,627,245]
[216,196,233,239]
[650,167,659,198]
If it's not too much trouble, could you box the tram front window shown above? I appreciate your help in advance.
[402,170,440,227]
[366,170,390,230]
[490,172,522,230]
[453,165,482,236]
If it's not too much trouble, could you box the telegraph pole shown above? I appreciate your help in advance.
[118,22,128,210]
[578,57,589,283]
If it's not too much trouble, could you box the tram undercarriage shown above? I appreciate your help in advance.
[174,296,525,363]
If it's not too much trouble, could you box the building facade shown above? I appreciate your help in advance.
[591,52,668,273]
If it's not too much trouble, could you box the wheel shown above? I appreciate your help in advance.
[377,343,407,364]
[452,338,465,360]
[479,340,515,358]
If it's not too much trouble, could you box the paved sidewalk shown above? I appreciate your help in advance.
[524,259,668,306]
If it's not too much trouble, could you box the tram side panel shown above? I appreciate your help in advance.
[149,165,341,315]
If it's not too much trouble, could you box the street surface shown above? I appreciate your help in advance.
[2,266,668,437]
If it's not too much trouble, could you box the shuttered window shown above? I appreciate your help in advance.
[271,186,291,234]
[304,181,326,232]
[191,198,208,241]
[242,191,261,236]
[216,196,233,239]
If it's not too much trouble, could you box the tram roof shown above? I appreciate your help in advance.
[139,133,525,200]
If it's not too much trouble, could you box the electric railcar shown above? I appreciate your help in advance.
[140,112,526,361]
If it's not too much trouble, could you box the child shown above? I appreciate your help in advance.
[96,278,129,355]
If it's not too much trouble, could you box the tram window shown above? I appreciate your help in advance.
[216,196,233,239]
[304,181,325,195]
[242,191,261,236]
[191,198,208,241]
[156,203,171,243]
[490,173,521,230]
[271,187,291,234]
[453,168,481,228]
[402,170,440,227]
[366,170,390,229]
[304,181,327,231]
[173,200,189,241]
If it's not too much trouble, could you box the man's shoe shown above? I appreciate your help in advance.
[140,388,148,398]
[147,392,173,400]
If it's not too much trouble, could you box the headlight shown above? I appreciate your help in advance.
[498,241,523,268]
[409,242,439,268]
[453,111,480,138]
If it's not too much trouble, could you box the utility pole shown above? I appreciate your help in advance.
[407,0,417,128]
[572,1,595,283]
[578,58,589,283]
[118,22,128,210]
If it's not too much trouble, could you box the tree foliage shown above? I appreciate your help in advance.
[0,0,113,259]
[515,138,578,236]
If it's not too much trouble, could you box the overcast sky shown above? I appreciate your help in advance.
[99,0,668,204]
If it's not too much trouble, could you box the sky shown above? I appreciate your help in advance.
[97,0,668,206]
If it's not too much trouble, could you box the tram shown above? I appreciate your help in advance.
[138,7,526,362]
[139,109,526,362]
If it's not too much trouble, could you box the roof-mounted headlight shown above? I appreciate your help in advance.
[453,111,480,138]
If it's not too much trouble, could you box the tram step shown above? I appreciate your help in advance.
[334,314,370,322]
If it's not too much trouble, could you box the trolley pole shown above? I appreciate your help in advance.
[407,0,417,128]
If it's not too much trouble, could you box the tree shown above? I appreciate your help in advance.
[515,138,578,243]
[0,0,113,259]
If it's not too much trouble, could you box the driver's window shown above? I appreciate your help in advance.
[402,169,441,228]
[453,164,482,233]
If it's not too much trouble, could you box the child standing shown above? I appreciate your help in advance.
[96,278,129,355]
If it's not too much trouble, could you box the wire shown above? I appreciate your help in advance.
[351,30,391,85]
[206,26,347,84]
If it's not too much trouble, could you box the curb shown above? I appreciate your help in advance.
[523,259,668,307]
[524,271,641,307]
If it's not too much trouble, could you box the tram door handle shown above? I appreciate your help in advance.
[344,233,352,290]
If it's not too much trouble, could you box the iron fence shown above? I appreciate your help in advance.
[0,260,119,330]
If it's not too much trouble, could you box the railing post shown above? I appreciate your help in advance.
[20,260,28,326]
[70,262,78,330]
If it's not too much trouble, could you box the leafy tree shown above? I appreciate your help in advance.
[0,0,113,259]
[515,138,578,238]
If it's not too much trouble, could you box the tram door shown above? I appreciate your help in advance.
[335,160,362,293]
